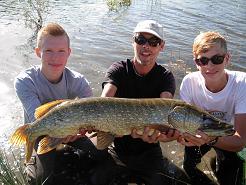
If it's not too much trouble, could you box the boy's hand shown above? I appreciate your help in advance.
[177,131,216,147]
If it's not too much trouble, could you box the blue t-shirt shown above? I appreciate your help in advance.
[15,65,92,123]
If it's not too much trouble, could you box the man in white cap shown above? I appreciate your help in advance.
[90,20,181,185]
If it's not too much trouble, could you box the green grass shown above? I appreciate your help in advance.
[0,149,29,185]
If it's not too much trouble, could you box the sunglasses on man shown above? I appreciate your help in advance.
[134,34,162,47]
[194,54,225,66]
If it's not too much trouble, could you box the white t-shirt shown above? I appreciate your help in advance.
[180,70,246,124]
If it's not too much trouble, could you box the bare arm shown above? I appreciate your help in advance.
[101,83,117,97]
[160,91,173,98]
[214,113,246,152]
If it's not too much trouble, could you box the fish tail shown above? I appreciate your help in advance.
[9,124,35,163]
[9,124,30,146]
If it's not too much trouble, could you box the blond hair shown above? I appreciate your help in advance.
[37,23,70,48]
[193,31,227,57]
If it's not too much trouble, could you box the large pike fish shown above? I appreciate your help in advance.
[10,97,234,162]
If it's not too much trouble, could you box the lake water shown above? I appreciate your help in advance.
[0,0,245,181]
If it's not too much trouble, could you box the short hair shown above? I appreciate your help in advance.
[37,23,70,48]
[193,31,227,57]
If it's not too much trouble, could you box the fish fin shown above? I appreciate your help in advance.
[96,132,114,150]
[37,136,63,155]
[34,99,68,119]
[9,124,35,163]
[9,124,29,146]
[25,139,35,163]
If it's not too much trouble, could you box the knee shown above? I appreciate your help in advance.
[25,163,43,185]
[25,153,56,185]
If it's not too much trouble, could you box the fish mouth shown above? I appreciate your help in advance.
[199,116,235,136]
[200,127,235,136]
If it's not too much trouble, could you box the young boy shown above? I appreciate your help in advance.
[179,31,246,185]
[14,23,95,185]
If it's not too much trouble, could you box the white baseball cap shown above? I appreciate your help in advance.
[133,20,164,41]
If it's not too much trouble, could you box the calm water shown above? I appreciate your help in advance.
[0,0,245,176]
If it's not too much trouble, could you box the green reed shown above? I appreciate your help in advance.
[106,0,131,11]
[0,149,29,185]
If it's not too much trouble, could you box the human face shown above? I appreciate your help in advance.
[195,44,229,82]
[36,35,71,82]
[133,33,164,67]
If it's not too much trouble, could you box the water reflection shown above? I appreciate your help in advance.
[0,81,9,96]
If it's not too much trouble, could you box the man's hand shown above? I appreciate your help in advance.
[131,127,160,143]
[158,128,181,142]
[131,127,180,143]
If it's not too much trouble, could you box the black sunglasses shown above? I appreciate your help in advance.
[195,55,225,66]
[134,34,162,47]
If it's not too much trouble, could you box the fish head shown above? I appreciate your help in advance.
[198,115,235,136]
[168,106,235,136]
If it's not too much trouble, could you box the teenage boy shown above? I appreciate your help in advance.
[15,23,94,185]
[179,31,246,185]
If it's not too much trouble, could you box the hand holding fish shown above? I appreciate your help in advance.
[178,131,218,147]
[158,128,181,142]
[131,127,181,143]
[131,127,160,143]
